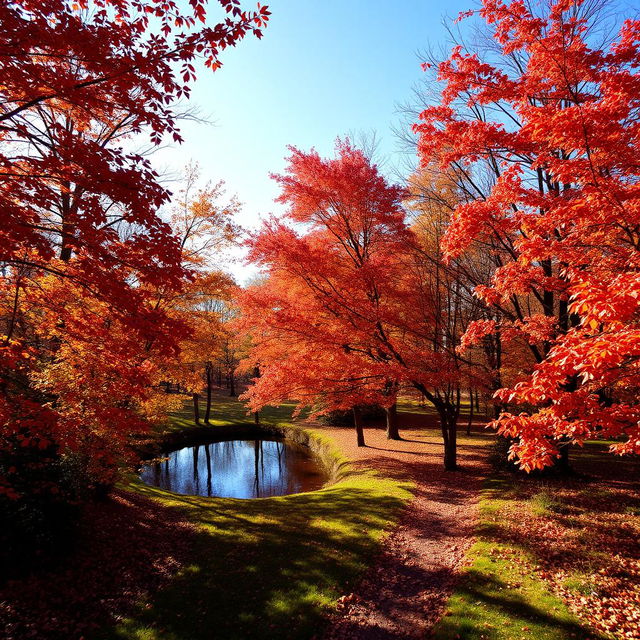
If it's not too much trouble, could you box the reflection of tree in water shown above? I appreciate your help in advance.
[141,438,325,498]
[204,443,212,497]
[193,445,199,494]
[254,439,261,497]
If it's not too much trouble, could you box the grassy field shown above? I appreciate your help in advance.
[433,442,640,640]
[433,475,595,640]
[159,393,300,433]
[107,396,413,640]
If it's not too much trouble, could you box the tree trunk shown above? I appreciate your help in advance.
[192,393,201,425]
[204,363,213,424]
[353,406,365,447]
[554,439,572,474]
[253,366,260,425]
[229,370,236,397]
[475,389,480,412]
[385,402,400,440]
[439,407,458,471]
[467,387,474,435]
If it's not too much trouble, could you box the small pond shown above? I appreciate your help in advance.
[140,438,327,499]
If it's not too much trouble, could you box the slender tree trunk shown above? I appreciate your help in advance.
[467,387,474,435]
[439,406,458,471]
[554,438,572,474]
[204,362,212,424]
[229,370,236,397]
[353,406,365,447]
[553,375,578,473]
[385,402,400,440]
[253,365,261,425]
[217,366,222,388]
[444,413,457,470]
[475,389,480,412]
[192,393,201,425]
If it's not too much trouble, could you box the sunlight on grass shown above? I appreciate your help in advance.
[433,477,606,640]
[107,397,413,640]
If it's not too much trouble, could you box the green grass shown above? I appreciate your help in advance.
[106,396,413,640]
[432,477,600,640]
[160,395,305,433]
[529,489,566,517]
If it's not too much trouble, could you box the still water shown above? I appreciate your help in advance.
[140,438,327,498]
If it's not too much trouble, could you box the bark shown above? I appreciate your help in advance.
[353,406,365,447]
[192,393,201,425]
[229,370,237,397]
[385,402,400,440]
[438,406,458,471]
[253,366,261,425]
[466,387,474,436]
[554,438,572,474]
[204,362,213,424]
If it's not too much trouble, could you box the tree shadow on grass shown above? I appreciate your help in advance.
[101,474,411,640]
[434,568,600,640]
[436,447,640,640]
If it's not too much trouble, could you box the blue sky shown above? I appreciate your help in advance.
[154,0,471,280]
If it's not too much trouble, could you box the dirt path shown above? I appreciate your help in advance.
[318,414,491,640]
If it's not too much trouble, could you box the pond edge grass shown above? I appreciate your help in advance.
[111,405,415,640]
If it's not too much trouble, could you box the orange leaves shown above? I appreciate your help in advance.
[458,319,498,353]
[413,0,640,470]
[0,1,268,493]
[240,141,474,426]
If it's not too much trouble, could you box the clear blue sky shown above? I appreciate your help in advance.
[154,0,471,280]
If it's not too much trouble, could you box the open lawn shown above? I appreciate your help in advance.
[105,397,414,640]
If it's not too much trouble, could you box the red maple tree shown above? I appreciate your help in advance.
[239,141,480,467]
[414,0,640,469]
[0,0,269,497]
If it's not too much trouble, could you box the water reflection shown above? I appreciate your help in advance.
[140,438,326,498]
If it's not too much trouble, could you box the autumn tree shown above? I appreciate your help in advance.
[0,0,268,510]
[406,168,496,432]
[414,0,640,469]
[152,164,242,425]
[239,141,479,468]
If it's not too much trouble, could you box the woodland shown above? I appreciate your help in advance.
[1,0,639,639]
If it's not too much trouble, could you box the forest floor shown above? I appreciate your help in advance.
[2,396,414,640]
[317,408,492,640]
[432,446,640,640]
[1,393,638,640]
[317,408,640,640]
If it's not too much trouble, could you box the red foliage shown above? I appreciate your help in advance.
[0,0,269,491]
[239,142,477,466]
[238,141,412,416]
[415,0,640,470]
